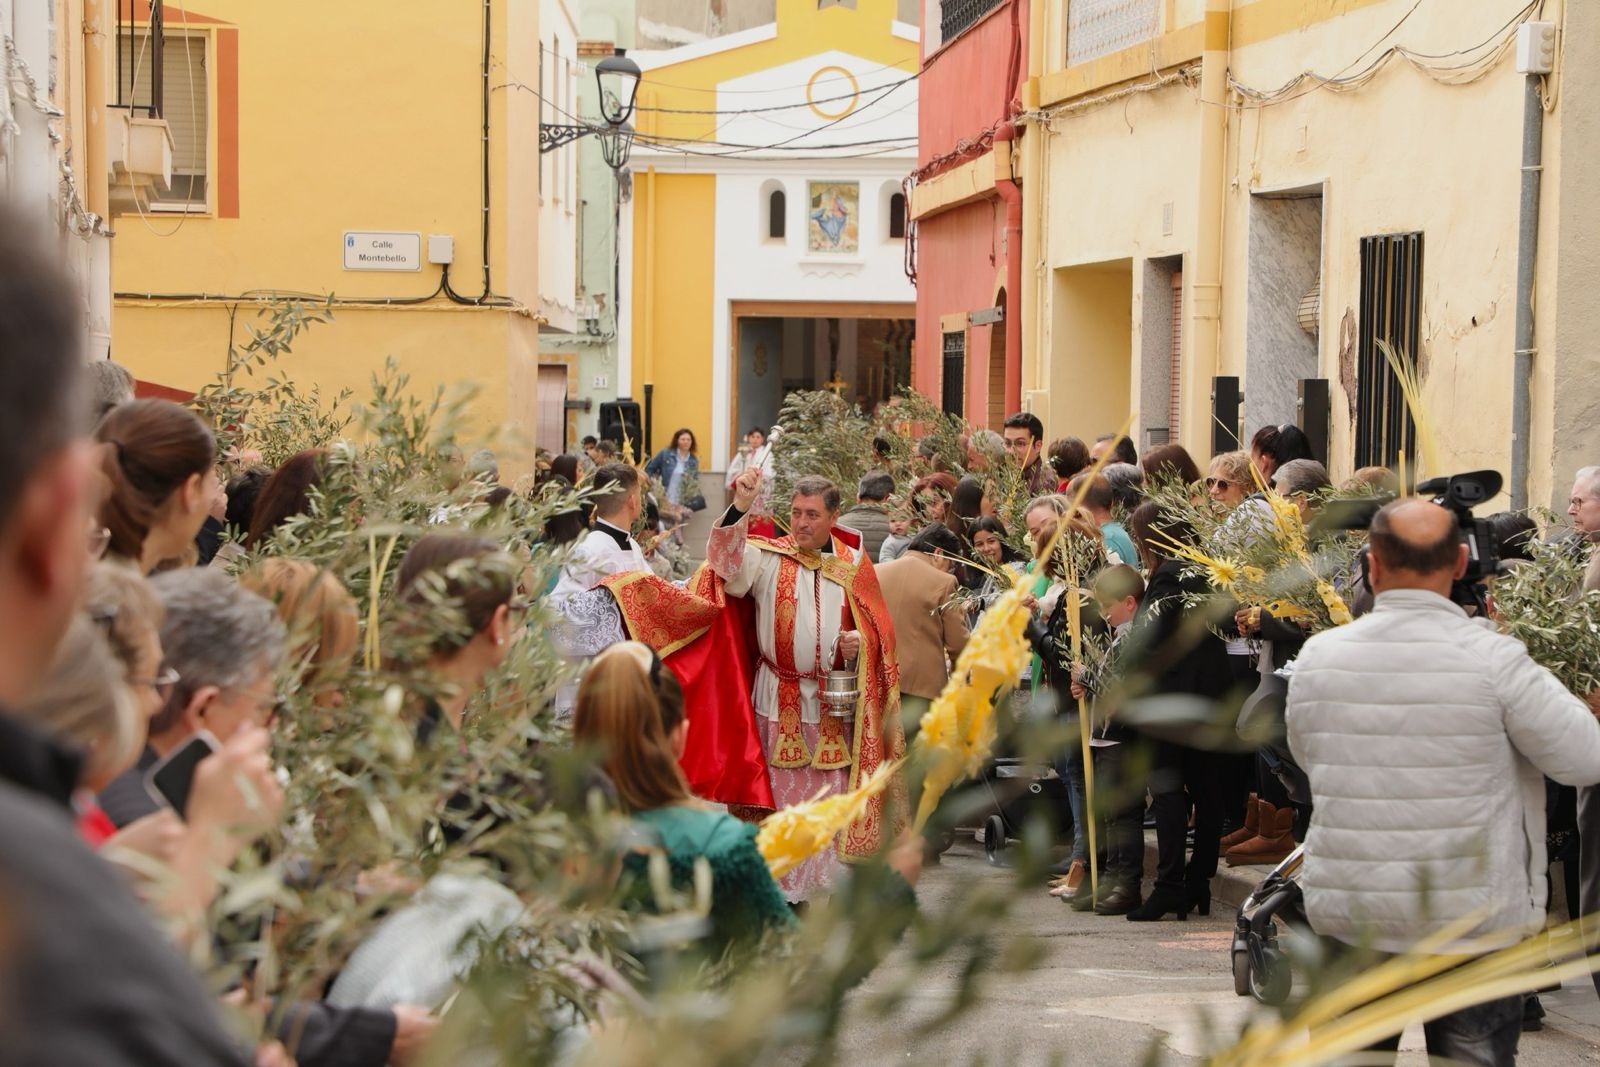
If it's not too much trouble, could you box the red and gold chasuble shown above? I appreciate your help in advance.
[604,529,906,863]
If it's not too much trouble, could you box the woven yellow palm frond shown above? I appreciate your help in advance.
[909,584,1032,833]
[756,761,901,879]
[1216,916,1600,1067]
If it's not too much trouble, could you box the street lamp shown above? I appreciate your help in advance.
[599,121,635,171]
[595,49,641,127]
[539,48,642,167]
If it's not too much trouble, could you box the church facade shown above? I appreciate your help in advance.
[621,0,919,470]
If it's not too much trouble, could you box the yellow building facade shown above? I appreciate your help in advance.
[625,0,919,468]
[1022,0,1600,508]
[109,0,543,453]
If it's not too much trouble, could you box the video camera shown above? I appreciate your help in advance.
[1312,470,1504,610]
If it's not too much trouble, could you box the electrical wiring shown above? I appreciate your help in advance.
[114,276,448,307]
[631,72,921,116]
[723,92,919,136]
[1033,64,1197,124]
[1223,0,1537,109]
[634,56,916,95]
[505,75,916,158]
[629,134,915,160]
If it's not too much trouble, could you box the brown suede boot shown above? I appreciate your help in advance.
[1218,794,1259,856]
[1224,802,1295,866]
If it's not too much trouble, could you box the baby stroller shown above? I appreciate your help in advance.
[1231,666,1316,1005]
[975,687,1075,865]
[1231,846,1311,1005]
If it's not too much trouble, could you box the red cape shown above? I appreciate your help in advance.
[600,568,772,809]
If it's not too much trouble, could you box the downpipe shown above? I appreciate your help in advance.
[1510,73,1543,511]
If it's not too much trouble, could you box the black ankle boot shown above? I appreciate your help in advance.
[1126,885,1188,922]
[1185,885,1212,916]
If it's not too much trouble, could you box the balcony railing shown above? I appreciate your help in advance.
[940,0,1002,45]
[116,0,164,118]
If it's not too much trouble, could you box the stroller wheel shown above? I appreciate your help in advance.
[937,829,957,855]
[983,814,1007,864]
[1249,945,1292,1006]
[1231,949,1251,997]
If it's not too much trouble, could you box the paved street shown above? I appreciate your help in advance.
[833,839,1600,1066]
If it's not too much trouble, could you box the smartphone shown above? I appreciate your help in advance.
[144,730,220,819]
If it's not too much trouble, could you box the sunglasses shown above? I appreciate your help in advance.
[1204,477,1236,491]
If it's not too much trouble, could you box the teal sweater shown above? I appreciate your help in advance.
[623,806,797,950]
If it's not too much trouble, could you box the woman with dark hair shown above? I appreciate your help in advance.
[950,475,992,536]
[1488,511,1538,565]
[644,428,705,520]
[1249,424,1316,484]
[95,399,219,573]
[1048,437,1091,491]
[548,453,581,487]
[245,449,329,548]
[968,514,1027,621]
[1140,444,1203,489]
[1116,501,1232,921]
[391,534,520,737]
[224,466,272,537]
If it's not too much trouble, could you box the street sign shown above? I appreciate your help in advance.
[968,306,1004,326]
[343,231,422,271]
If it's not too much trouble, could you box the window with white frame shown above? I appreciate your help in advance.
[119,32,210,210]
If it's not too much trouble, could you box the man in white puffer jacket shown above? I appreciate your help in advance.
[1288,498,1600,1063]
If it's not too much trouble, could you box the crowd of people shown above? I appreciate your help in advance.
[6,185,1600,1067]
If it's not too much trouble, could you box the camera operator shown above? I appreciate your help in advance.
[1286,498,1600,1063]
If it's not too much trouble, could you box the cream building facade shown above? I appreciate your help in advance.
[1022,0,1599,508]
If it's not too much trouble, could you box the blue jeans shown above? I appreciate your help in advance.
[1056,733,1088,863]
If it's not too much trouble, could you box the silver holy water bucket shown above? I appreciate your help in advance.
[819,668,859,719]
[819,636,859,719]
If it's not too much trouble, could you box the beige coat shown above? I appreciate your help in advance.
[875,551,969,700]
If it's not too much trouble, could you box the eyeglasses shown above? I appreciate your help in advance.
[128,666,181,699]
[88,525,111,559]
[1204,477,1235,491]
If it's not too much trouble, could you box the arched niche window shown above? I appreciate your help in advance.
[888,191,907,239]
[761,180,787,241]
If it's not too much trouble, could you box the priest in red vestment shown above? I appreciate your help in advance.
[701,469,905,900]
[601,469,905,902]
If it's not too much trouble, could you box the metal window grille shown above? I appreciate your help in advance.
[116,0,163,117]
[117,30,208,209]
[1354,232,1423,470]
[940,0,1002,44]
[941,330,966,417]
[1067,0,1159,67]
